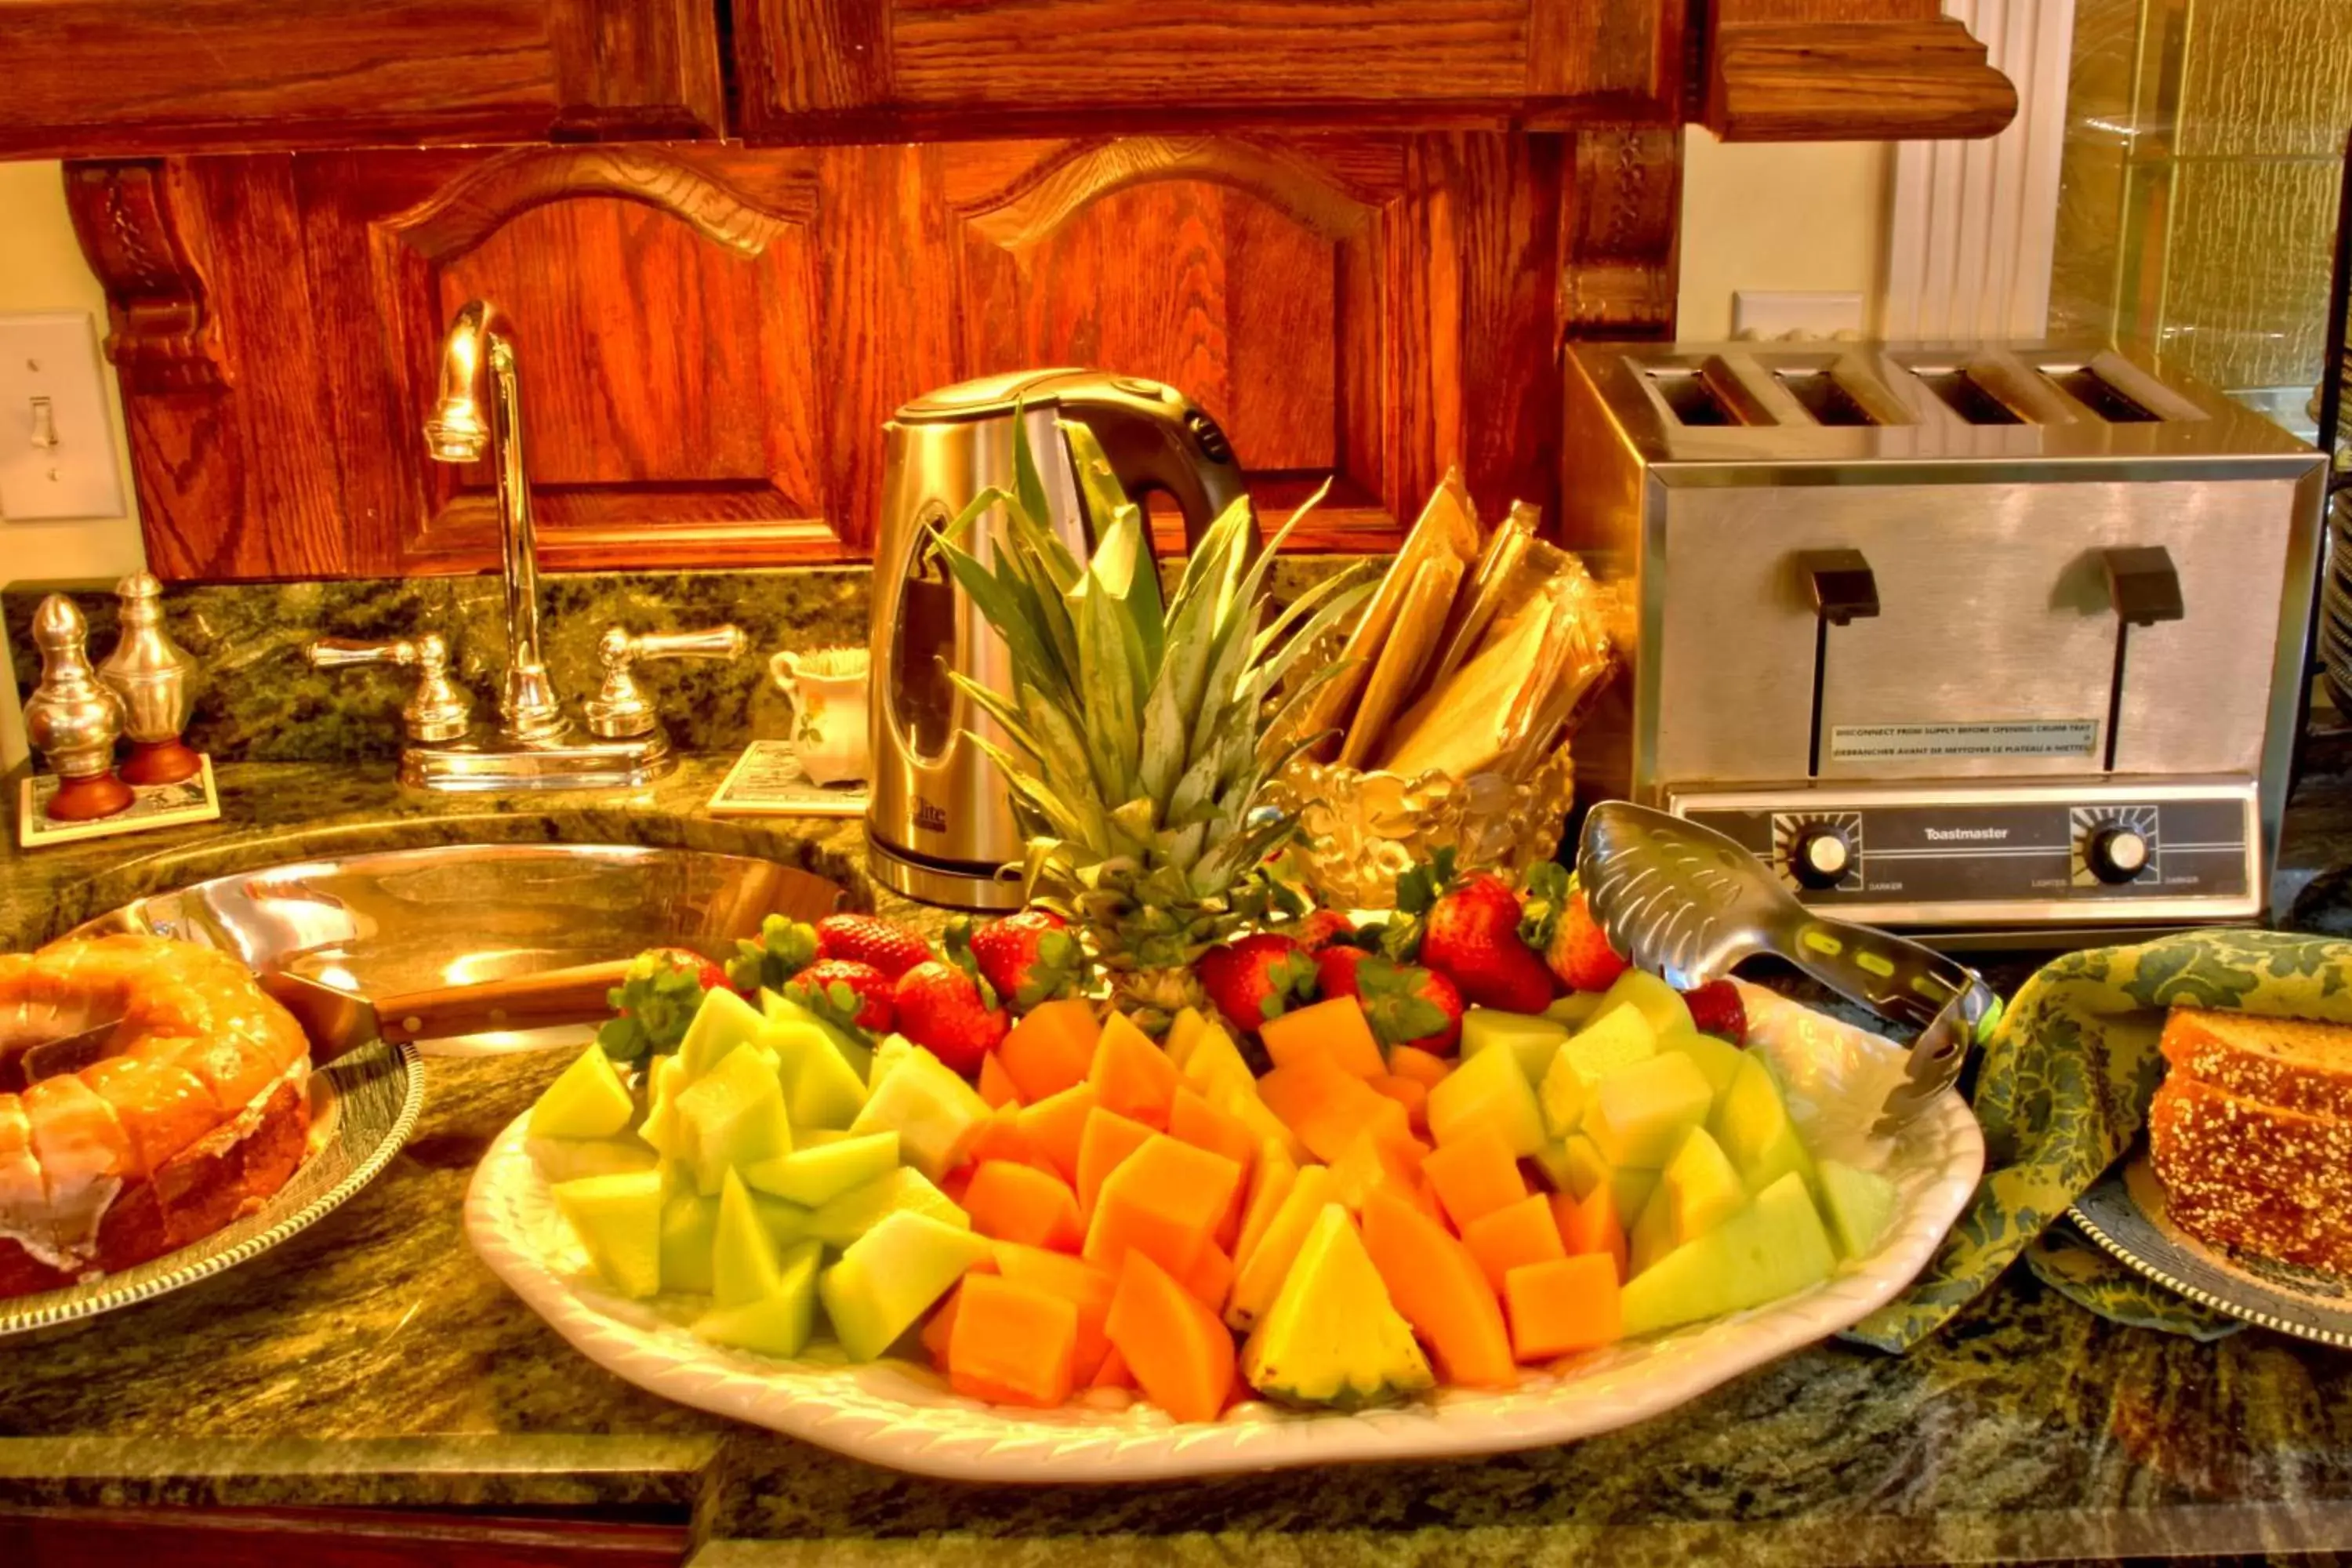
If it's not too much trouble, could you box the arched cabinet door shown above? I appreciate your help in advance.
[69,125,1680,579]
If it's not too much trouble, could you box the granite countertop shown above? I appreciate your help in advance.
[10,757,2352,1565]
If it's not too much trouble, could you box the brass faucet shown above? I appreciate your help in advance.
[304,298,743,789]
[425,299,566,743]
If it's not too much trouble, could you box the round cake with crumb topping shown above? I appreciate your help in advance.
[0,934,313,1299]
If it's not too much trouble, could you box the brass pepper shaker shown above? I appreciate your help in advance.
[96,571,202,785]
[24,594,133,822]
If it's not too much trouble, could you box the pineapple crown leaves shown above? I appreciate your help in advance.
[1348,954,1453,1049]
[928,408,1377,909]
[596,949,716,1063]
[724,913,819,995]
[1517,858,1577,950]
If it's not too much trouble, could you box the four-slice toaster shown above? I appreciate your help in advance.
[1559,341,2328,938]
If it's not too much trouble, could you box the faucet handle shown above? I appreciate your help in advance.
[306,633,474,744]
[585,623,746,740]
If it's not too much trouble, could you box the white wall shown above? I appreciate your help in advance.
[1675,130,1894,340]
[0,160,147,771]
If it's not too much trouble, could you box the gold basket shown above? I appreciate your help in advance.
[1266,742,1579,910]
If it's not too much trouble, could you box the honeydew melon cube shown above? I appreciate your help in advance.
[531,1044,637,1139]
[1543,992,1606,1031]
[553,1168,665,1298]
[1817,1158,1898,1260]
[761,989,873,1082]
[1550,1133,1608,1200]
[1461,1008,1570,1084]
[676,1043,792,1196]
[659,1188,720,1294]
[808,1165,968,1249]
[798,1128,851,1148]
[528,1135,659,1185]
[848,1046,990,1181]
[818,1211,994,1362]
[693,1240,821,1358]
[1165,1007,1211,1070]
[1529,1140,1581,1195]
[679,986,770,1080]
[1590,969,1693,1040]
[637,1052,691,1157]
[867,1033,920,1092]
[1620,1171,1835,1337]
[713,1168,787,1308]
[766,1022,869,1131]
[1426,1036,1548,1156]
[1710,1055,1817,1196]
[1611,1165,1661,1227]
[1660,1032,1745,1102]
[1587,1051,1714,1169]
[751,1191,815,1250]
[742,1132,902,1207]
[1660,1126,1746,1247]
[1628,1180,1679,1277]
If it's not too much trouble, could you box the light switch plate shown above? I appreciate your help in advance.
[0,312,125,521]
[1730,290,1867,341]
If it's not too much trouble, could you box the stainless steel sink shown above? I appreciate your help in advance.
[71,844,845,1053]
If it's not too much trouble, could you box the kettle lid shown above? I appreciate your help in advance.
[894,367,1100,423]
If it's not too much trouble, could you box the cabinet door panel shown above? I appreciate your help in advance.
[736,0,1679,140]
[0,0,724,158]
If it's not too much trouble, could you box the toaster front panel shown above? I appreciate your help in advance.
[1649,477,2292,789]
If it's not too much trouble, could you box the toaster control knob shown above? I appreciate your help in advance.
[1788,826,1853,891]
[2085,826,2151,884]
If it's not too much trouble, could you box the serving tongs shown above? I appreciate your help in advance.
[4,959,636,1088]
[1576,802,1999,1135]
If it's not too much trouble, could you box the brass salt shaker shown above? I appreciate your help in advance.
[24,593,132,821]
[96,571,202,785]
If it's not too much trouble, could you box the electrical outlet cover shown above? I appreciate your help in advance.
[0,312,125,522]
[1730,291,1867,342]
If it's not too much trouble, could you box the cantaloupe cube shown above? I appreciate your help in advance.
[1461,1192,1568,1294]
[1368,1073,1430,1135]
[1553,1184,1628,1283]
[963,1160,1085,1253]
[1074,1107,1157,1215]
[1504,1254,1623,1359]
[976,1051,1023,1109]
[1256,1054,1412,1164]
[993,1241,1116,1381]
[1104,1251,1236,1424]
[947,1273,1080,1407]
[1261,996,1386,1079]
[1388,1045,1453,1087]
[998,997,1099,1102]
[1017,1081,1098,1185]
[1419,1129,1528,1232]
[1327,1130,1423,1215]
[1082,1134,1243,1278]
[1087,1012,1181,1129]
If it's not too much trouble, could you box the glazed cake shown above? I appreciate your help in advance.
[0,935,313,1299]
[2148,1008,2352,1275]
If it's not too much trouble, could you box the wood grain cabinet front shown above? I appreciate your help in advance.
[0,0,726,158]
[67,129,1679,579]
[734,0,1683,143]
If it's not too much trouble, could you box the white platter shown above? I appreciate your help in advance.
[465,981,1982,1481]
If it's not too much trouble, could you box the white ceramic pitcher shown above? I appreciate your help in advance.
[769,647,872,786]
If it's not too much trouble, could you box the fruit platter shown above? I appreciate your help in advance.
[468,418,1981,1478]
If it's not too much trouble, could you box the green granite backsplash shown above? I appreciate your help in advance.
[5,560,1362,766]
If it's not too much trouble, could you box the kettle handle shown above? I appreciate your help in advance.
[1053,381,1252,556]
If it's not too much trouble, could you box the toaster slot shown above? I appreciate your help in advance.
[1915,368,2031,425]
[2039,365,2160,423]
[1642,358,1776,427]
[1773,370,1882,427]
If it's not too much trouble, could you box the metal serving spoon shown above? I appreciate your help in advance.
[1576,801,1999,1135]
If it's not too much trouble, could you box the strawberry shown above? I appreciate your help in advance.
[956,909,1083,1012]
[815,913,932,982]
[1195,933,1317,1033]
[1392,851,1553,1014]
[1519,862,1629,993]
[726,914,820,994]
[647,946,730,995]
[1682,979,1748,1045]
[1291,909,1357,953]
[595,947,722,1063]
[786,958,895,1034]
[891,959,1008,1075]
[1315,946,1464,1054]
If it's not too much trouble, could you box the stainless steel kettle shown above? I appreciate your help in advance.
[866,368,1250,909]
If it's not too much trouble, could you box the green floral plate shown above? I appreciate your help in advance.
[2070,1151,2352,1347]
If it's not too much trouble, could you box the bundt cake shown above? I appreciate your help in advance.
[0,934,313,1299]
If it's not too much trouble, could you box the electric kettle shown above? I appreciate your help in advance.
[867,369,1251,909]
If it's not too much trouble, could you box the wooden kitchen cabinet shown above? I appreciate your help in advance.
[68,129,1677,579]
[0,0,725,158]
[731,0,1683,141]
